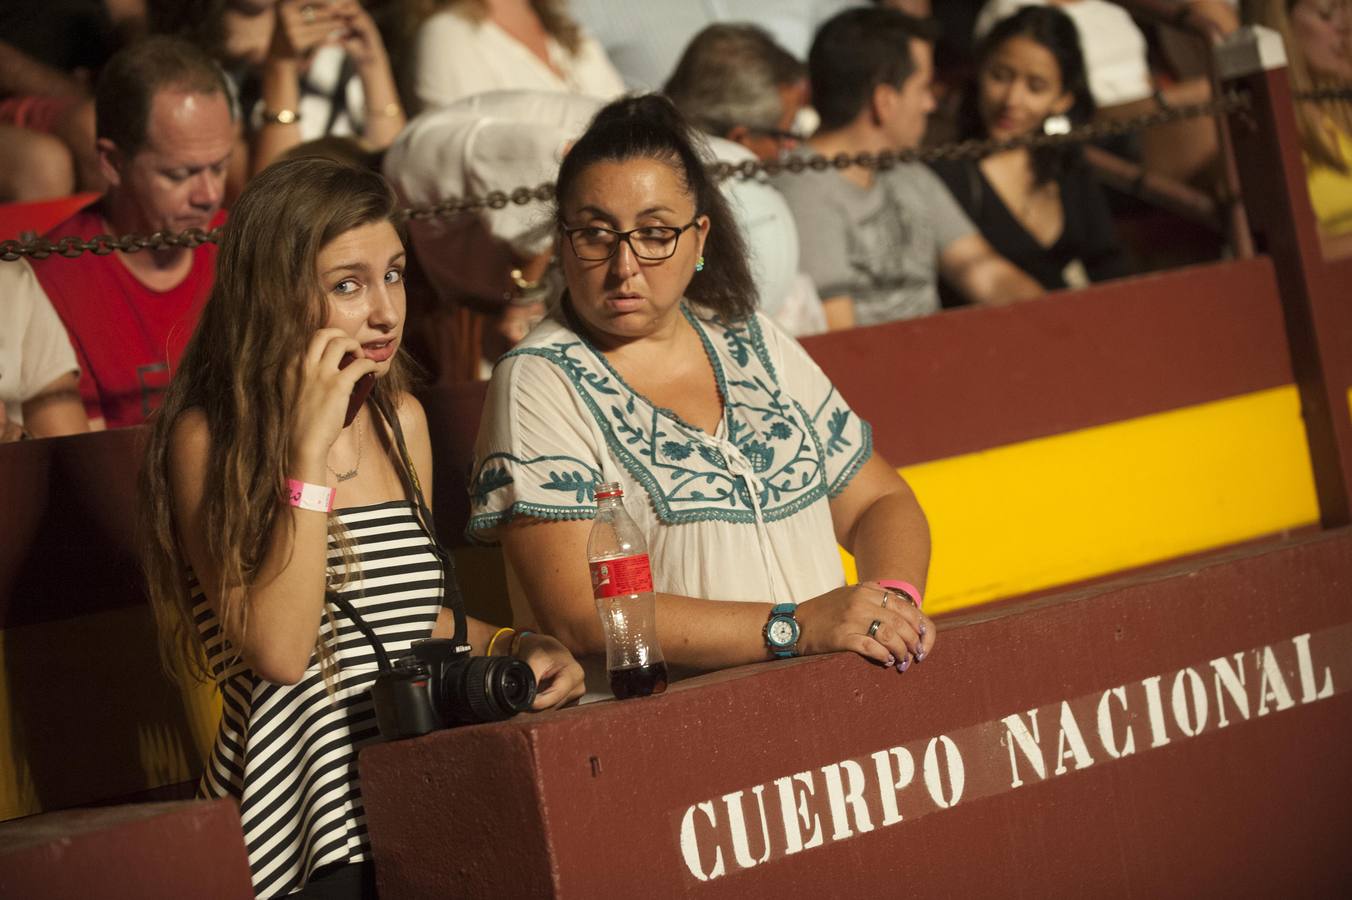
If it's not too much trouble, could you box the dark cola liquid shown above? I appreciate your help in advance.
[609,662,669,700]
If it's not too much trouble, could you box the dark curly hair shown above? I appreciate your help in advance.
[554,94,757,321]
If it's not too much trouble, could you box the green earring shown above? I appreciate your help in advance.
[695,256,705,273]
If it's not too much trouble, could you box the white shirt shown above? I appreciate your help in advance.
[0,259,79,426]
[469,305,871,696]
[412,10,626,111]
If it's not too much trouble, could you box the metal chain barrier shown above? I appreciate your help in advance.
[12,84,1352,264]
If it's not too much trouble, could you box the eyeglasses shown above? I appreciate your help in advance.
[562,220,700,261]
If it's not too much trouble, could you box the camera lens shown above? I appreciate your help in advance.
[443,656,538,724]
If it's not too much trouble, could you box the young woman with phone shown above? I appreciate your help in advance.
[140,157,585,898]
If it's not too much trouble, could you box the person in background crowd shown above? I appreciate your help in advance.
[406,0,624,110]
[0,1,143,200]
[931,6,1131,300]
[468,94,935,701]
[0,260,90,442]
[148,0,406,181]
[383,89,603,380]
[569,0,855,91]
[664,23,826,334]
[140,157,585,898]
[974,0,1227,185]
[776,7,1042,330]
[19,37,235,430]
[1248,0,1352,256]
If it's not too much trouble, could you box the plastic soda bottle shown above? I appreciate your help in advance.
[587,482,668,699]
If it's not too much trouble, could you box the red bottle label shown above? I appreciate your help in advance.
[590,554,654,598]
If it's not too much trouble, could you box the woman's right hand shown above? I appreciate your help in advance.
[795,583,933,671]
[291,329,378,470]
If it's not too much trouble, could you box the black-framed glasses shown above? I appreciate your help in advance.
[562,220,700,261]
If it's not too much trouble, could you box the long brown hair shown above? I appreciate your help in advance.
[1248,0,1352,172]
[141,157,409,683]
[402,0,582,54]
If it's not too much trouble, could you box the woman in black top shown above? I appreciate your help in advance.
[931,6,1131,303]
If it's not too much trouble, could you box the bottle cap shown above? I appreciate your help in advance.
[595,481,624,500]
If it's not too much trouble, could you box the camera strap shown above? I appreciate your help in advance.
[375,393,469,647]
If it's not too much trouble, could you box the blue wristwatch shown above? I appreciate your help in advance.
[764,603,800,658]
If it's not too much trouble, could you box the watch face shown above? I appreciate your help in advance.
[768,618,797,646]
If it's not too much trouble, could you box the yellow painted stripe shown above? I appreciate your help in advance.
[0,605,219,822]
[841,386,1320,614]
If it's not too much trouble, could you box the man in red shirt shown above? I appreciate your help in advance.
[27,36,235,430]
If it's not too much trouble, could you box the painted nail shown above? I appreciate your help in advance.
[916,649,926,663]
[920,621,927,639]
[897,655,911,673]
[885,655,896,667]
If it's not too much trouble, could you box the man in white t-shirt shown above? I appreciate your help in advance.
[664,23,827,335]
[0,259,88,441]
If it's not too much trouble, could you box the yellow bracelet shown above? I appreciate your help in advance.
[485,626,515,656]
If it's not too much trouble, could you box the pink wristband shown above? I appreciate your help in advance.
[286,479,335,513]
[876,579,923,610]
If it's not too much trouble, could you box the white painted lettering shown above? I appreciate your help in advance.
[680,801,725,882]
[1001,709,1045,789]
[923,736,966,808]
[1141,675,1172,748]
[773,771,824,855]
[821,761,874,840]
[721,786,771,870]
[1170,668,1209,737]
[1256,646,1296,715]
[1096,686,1136,759]
[1292,633,1335,703]
[870,747,915,826]
[1053,701,1094,775]
[1208,653,1249,728]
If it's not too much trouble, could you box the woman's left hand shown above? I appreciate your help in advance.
[332,0,388,71]
[517,633,586,710]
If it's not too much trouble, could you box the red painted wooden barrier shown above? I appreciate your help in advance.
[0,799,252,899]
[360,528,1352,897]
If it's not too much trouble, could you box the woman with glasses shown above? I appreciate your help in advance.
[467,95,935,698]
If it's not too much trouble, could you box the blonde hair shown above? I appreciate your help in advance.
[403,0,582,54]
[1248,0,1352,172]
[140,158,410,684]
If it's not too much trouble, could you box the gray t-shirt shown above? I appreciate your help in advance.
[774,161,976,325]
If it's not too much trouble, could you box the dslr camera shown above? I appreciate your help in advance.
[371,638,537,740]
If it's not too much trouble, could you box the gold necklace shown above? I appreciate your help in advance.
[327,414,364,483]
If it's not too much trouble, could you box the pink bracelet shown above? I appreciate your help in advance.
[286,479,334,513]
[876,579,923,610]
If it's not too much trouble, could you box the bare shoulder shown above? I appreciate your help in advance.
[168,407,211,466]
[393,391,430,443]
[167,407,212,510]
[393,391,433,491]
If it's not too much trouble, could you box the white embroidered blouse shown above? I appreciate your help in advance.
[468,304,872,651]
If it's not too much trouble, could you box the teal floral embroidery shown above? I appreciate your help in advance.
[471,466,514,506]
[663,441,693,461]
[825,408,852,456]
[541,471,596,503]
[723,324,753,367]
[483,307,871,525]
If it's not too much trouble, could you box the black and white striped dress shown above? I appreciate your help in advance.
[192,501,443,897]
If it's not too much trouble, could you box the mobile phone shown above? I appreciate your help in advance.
[338,352,376,428]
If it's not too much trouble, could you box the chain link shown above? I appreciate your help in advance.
[1294,86,1352,104]
[0,89,1255,263]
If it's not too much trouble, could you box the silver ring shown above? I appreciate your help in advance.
[867,619,882,638]
[880,591,890,609]
[301,4,317,23]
